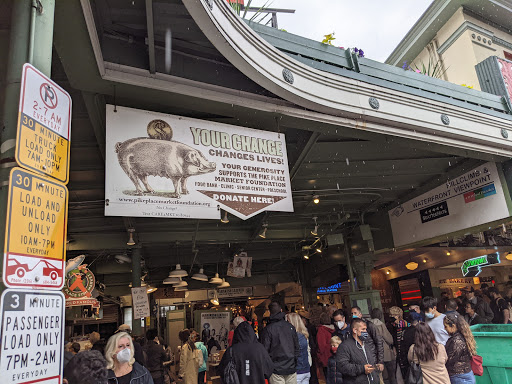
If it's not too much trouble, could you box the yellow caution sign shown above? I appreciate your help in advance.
[15,64,71,184]
[3,168,68,289]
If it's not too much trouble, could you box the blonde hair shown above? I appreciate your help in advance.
[389,306,403,319]
[286,312,309,339]
[105,332,135,369]
[330,336,342,346]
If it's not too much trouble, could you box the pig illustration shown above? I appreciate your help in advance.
[115,133,216,197]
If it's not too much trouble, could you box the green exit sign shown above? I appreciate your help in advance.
[461,253,500,277]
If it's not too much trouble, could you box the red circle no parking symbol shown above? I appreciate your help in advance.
[40,83,58,109]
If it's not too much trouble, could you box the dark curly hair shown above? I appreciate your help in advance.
[63,350,107,384]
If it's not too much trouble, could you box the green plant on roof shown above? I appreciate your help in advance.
[228,0,274,24]
[402,55,448,79]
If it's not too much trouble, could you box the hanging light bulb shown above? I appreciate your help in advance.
[386,270,390,275]
[219,278,230,288]
[303,254,309,260]
[209,273,223,284]
[311,217,318,236]
[220,211,229,224]
[313,195,320,204]
[192,268,208,282]
[259,224,268,239]
[423,258,427,263]
[210,291,220,306]
[127,228,136,246]
[169,264,188,277]
[146,285,158,293]
[406,261,419,270]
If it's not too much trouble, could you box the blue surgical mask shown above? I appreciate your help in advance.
[360,331,369,341]
[352,315,359,319]
[425,312,435,319]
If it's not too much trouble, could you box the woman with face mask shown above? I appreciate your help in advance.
[106,332,154,384]
[286,313,312,384]
[387,306,409,380]
[443,313,477,384]
[407,323,450,384]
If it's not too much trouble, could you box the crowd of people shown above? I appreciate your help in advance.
[60,285,511,384]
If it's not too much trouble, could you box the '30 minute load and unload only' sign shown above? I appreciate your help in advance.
[16,63,71,184]
[3,168,68,289]
[0,289,64,384]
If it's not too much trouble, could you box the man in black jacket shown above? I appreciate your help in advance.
[260,301,300,384]
[220,321,274,384]
[144,329,168,384]
[350,306,384,372]
[461,286,494,323]
[337,318,378,384]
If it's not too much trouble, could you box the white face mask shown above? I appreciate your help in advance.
[336,321,345,329]
[116,347,131,363]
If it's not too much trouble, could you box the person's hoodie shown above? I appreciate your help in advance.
[219,322,274,384]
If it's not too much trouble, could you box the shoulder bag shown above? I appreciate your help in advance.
[223,348,240,384]
[471,354,484,376]
[406,348,423,384]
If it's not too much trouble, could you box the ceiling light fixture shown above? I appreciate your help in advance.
[210,291,220,306]
[303,254,309,260]
[506,252,512,261]
[127,228,136,246]
[258,224,268,239]
[163,276,180,285]
[172,278,188,288]
[169,264,188,278]
[423,258,427,263]
[311,217,319,236]
[220,211,229,224]
[406,261,419,270]
[313,195,320,204]
[219,278,230,288]
[209,273,223,284]
[146,285,158,293]
[386,270,390,275]
[192,268,208,282]
[446,251,451,256]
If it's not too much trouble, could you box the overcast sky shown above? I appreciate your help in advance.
[246,0,434,62]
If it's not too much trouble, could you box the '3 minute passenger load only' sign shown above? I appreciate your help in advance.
[0,289,65,384]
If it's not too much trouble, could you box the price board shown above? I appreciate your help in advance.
[3,168,68,289]
[16,63,71,184]
[0,289,64,384]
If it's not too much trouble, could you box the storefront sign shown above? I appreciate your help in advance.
[131,287,150,319]
[105,105,293,220]
[207,287,253,299]
[388,162,509,247]
[317,282,343,294]
[16,63,71,184]
[0,289,65,384]
[3,168,68,289]
[62,256,100,308]
[461,253,500,277]
[438,276,494,284]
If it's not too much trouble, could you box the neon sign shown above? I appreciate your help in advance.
[317,282,343,294]
[461,253,500,277]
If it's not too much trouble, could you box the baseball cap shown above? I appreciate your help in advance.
[116,324,132,333]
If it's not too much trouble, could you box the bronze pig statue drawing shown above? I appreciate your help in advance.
[115,119,216,197]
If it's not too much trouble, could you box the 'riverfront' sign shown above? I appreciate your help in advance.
[105,105,293,220]
[388,162,510,247]
[16,63,71,184]
[3,168,68,289]
[0,289,64,384]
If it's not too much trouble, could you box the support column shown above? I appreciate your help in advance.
[131,247,142,336]
[0,0,55,282]
[344,241,356,292]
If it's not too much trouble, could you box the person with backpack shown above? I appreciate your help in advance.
[407,323,450,384]
[488,287,512,324]
[219,321,274,384]
[178,330,201,384]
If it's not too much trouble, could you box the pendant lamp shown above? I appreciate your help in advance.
[210,291,220,306]
[192,268,208,282]
[209,273,223,284]
[163,276,180,285]
[219,278,230,288]
[169,264,188,278]
[172,278,188,287]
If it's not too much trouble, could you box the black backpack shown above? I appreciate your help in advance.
[223,348,240,384]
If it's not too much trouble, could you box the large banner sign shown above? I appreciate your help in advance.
[389,162,510,247]
[105,105,293,220]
